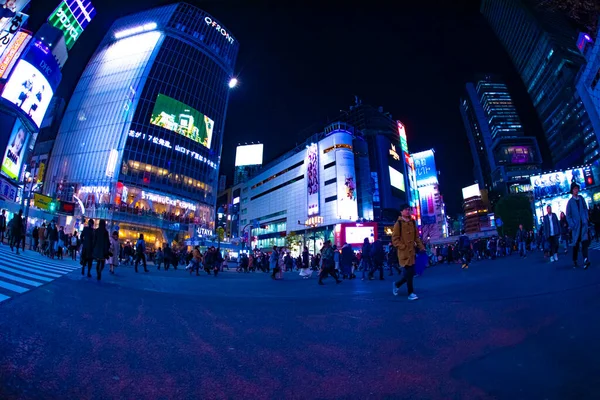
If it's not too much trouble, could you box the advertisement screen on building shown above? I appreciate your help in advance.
[530,166,595,198]
[150,94,214,149]
[389,166,405,192]
[235,144,263,166]
[345,226,375,244]
[1,119,28,180]
[496,145,534,164]
[462,184,480,200]
[306,143,319,216]
[0,0,29,32]
[419,186,436,225]
[412,149,437,187]
[0,30,31,78]
[0,12,27,59]
[336,150,358,220]
[47,0,96,50]
[397,121,408,153]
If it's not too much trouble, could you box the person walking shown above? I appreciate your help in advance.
[516,224,527,258]
[134,234,149,273]
[340,242,354,279]
[47,221,58,259]
[566,182,591,269]
[458,230,471,269]
[361,238,372,280]
[299,246,312,279]
[559,211,569,253]
[318,240,342,285]
[80,219,95,277]
[392,204,425,301]
[108,231,120,274]
[92,220,110,280]
[543,205,561,263]
[387,244,402,276]
[368,239,385,280]
[8,209,23,255]
[0,209,6,244]
[269,246,280,279]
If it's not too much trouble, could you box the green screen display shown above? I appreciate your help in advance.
[47,2,84,51]
[149,94,214,149]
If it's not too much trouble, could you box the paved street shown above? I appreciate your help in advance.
[0,248,600,399]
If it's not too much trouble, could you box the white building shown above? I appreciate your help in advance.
[238,123,366,251]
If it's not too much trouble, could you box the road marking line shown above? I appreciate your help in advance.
[0,271,42,287]
[0,265,52,282]
[2,264,61,278]
[0,293,10,302]
[0,279,28,293]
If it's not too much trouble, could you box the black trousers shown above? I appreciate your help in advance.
[319,266,339,282]
[394,265,415,295]
[573,234,590,262]
[135,253,147,270]
[460,250,471,264]
[369,262,384,279]
[548,235,559,256]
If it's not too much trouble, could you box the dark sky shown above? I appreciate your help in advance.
[27,0,547,215]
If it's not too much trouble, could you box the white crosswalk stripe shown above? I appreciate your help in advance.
[0,244,80,304]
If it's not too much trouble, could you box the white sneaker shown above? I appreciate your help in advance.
[550,257,555,263]
[393,283,399,296]
[553,254,558,262]
[408,293,419,301]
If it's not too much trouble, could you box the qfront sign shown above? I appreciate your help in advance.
[47,0,96,51]
[204,16,234,44]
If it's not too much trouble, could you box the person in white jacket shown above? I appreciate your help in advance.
[108,231,120,275]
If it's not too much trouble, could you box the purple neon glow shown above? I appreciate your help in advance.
[584,34,592,42]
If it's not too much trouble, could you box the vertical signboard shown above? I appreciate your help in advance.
[47,0,96,51]
[0,0,29,32]
[397,120,408,153]
[419,186,436,225]
[335,150,358,220]
[0,30,31,78]
[411,149,438,187]
[0,12,27,59]
[306,143,319,216]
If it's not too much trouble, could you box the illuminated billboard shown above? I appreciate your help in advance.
[336,150,358,220]
[150,94,214,149]
[412,149,438,187]
[530,166,595,198]
[389,166,405,192]
[47,0,96,50]
[0,12,27,59]
[0,30,31,78]
[1,119,28,180]
[235,144,263,166]
[345,225,375,244]
[2,59,55,128]
[306,143,319,216]
[462,183,480,200]
[397,120,408,153]
[0,0,29,33]
[419,185,437,225]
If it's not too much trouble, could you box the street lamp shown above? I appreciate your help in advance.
[228,77,238,89]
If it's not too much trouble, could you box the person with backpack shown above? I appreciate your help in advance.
[458,230,471,269]
[392,204,425,301]
[70,231,79,260]
[134,234,149,273]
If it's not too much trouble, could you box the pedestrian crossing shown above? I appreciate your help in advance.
[0,244,80,304]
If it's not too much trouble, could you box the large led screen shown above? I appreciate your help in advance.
[1,119,28,180]
[149,94,214,149]
[1,60,53,128]
[530,166,595,198]
[235,144,263,166]
[389,166,405,192]
[345,226,375,244]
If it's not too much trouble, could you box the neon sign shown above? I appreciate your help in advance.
[141,190,196,211]
[128,130,217,169]
[204,16,234,44]
[389,144,400,161]
[0,31,30,78]
[397,120,408,153]
[48,0,96,50]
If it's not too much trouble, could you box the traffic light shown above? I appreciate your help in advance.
[48,200,57,212]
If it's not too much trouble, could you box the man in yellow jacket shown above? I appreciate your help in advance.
[391,204,425,301]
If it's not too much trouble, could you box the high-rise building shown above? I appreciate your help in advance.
[576,32,600,162]
[460,75,542,194]
[336,100,412,224]
[481,0,598,168]
[44,3,239,245]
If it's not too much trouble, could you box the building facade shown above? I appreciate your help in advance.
[44,3,238,246]
[460,76,542,194]
[481,0,598,168]
[576,31,600,162]
[237,123,376,253]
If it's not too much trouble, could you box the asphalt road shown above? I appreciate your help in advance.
[0,247,599,400]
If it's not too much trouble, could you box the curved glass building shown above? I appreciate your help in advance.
[44,3,238,245]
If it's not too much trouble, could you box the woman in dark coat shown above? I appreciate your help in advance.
[80,219,95,277]
[92,219,110,280]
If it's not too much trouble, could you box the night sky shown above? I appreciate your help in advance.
[27,0,548,215]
